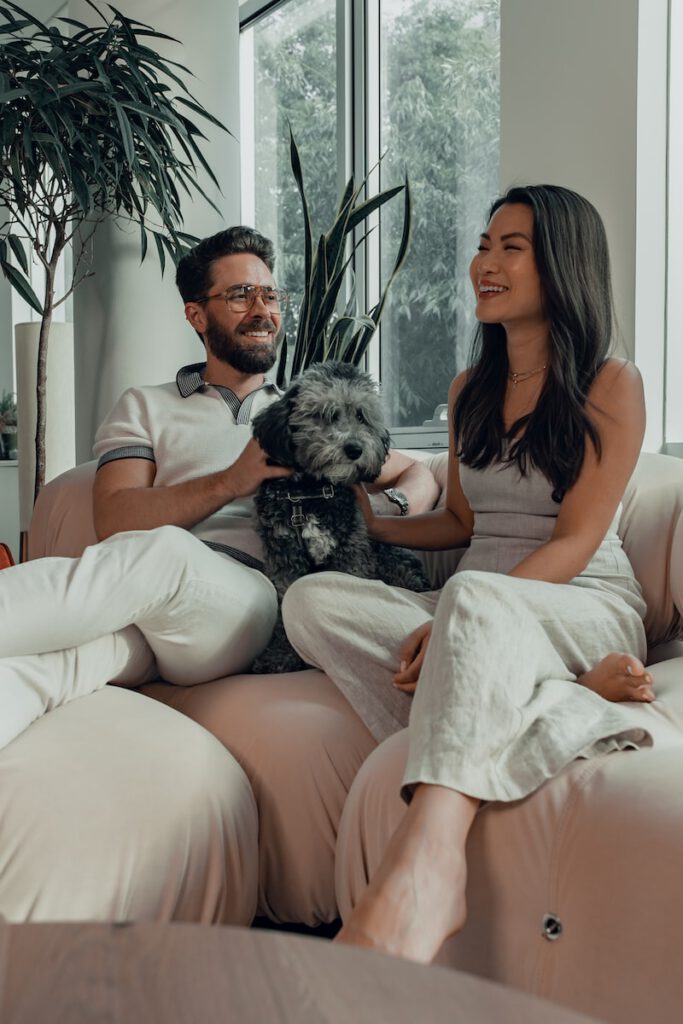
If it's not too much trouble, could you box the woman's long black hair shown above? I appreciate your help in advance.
[453,184,614,502]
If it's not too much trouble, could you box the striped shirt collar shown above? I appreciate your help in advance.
[176,361,282,399]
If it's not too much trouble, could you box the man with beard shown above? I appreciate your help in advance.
[0,227,439,751]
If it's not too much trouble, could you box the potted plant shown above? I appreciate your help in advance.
[0,0,227,503]
[0,389,17,459]
[277,130,411,387]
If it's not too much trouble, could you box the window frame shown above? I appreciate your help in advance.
[239,0,494,451]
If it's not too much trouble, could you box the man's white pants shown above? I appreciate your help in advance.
[0,525,278,750]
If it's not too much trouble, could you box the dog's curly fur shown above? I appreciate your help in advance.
[251,361,432,673]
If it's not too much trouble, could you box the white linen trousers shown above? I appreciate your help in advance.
[0,525,277,751]
[282,459,653,802]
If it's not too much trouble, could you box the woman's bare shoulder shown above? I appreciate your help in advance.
[589,358,644,437]
[593,356,643,392]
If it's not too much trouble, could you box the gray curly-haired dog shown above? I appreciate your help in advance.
[250,361,432,673]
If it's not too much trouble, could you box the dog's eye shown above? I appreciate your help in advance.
[356,410,366,424]
[329,410,340,423]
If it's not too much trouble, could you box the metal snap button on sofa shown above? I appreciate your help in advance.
[542,913,563,941]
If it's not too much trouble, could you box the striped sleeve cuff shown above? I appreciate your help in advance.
[97,445,155,470]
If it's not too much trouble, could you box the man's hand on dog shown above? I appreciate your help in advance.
[393,621,433,693]
[230,438,293,497]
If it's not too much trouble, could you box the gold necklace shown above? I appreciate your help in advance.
[508,362,547,386]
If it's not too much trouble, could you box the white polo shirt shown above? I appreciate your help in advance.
[93,362,281,564]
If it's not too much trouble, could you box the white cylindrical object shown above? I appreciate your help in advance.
[15,322,76,532]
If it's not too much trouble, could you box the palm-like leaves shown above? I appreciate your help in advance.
[277,129,411,387]
[0,0,228,498]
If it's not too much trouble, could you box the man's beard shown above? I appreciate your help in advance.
[205,314,279,374]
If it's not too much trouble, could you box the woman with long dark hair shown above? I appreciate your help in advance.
[281,184,653,961]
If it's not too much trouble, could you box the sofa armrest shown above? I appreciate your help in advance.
[28,461,98,560]
[671,511,683,620]
[620,452,683,646]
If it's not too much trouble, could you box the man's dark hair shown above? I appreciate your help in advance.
[175,226,275,303]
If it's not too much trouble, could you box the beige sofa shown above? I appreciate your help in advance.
[16,449,683,1024]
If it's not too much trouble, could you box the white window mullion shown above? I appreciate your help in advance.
[666,0,683,454]
[363,0,381,383]
[240,28,256,227]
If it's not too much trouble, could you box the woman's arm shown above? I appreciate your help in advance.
[510,359,645,583]
[368,449,442,514]
[358,373,475,551]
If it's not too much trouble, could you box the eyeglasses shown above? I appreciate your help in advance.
[194,285,288,313]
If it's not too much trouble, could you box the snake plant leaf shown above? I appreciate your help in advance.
[326,314,375,362]
[324,175,355,280]
[345,184,405,234]
[289,129,313,305]
[276,334,289,389]
[282,131,411,384]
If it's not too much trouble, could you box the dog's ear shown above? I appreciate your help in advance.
[252,394,298,466]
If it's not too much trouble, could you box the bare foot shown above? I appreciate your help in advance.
[336,786,477,963]
[578,652,654,703]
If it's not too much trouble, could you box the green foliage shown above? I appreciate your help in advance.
[0,388,17,427]
[249,0,338,347]
[379,0,500,426]
[0,0,227,500]
[277,130,411,386]
[251,0,499,426]
[0,0,228,314]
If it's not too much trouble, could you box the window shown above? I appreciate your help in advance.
[667,0,683,456]
[240,0,500,446]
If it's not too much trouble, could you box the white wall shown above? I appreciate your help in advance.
[71,0,241,461]
[500,0,668,451]
[40,0,669,460]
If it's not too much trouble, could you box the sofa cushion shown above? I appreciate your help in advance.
[142,669,376,926]
[618,452,683,646]
[0,686,258,923]
[28,450,683,648]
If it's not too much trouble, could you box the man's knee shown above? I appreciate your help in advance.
[146,524,201,561]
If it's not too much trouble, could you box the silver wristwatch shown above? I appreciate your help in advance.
[383,487,409,516]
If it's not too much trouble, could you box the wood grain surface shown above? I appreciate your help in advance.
[0,922,600,1023]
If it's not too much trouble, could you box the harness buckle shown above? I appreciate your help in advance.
[322,485,335,499]
[290,504,306,528]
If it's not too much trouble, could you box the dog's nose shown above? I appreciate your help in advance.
[344,442,363,461]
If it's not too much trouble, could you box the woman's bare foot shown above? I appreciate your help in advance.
[578,652,654,703]
[336,785,478,963]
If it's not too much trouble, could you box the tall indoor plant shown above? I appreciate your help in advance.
[277,130,411,387]
[0,0,227,502]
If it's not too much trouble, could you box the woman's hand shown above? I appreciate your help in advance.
[393,622,433,693]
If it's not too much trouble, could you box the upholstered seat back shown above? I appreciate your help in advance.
[28,451,683,648]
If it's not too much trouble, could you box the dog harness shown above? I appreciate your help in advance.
[279,484,337,564]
